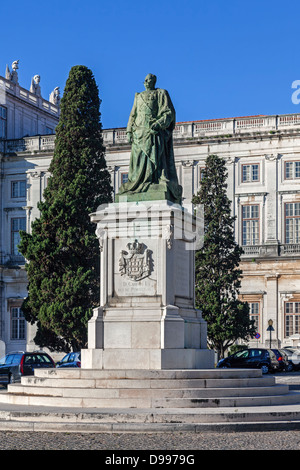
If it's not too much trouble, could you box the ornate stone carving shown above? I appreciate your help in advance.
[49,87,60,105]
[119,239,151,281]
[30,75,41,96]
[164,224,174,249]
[5,60,19,84]
[182,160,194,167]
[265,153,279,161]
[95,228,107,252]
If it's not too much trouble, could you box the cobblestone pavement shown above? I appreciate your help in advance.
[0,430,300,450]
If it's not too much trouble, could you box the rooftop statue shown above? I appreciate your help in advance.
[115,74,182,204]
[30,75,41,96]
[49,86,60,105]
[5,60,19,84]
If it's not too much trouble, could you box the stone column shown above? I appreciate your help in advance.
[264,154,279,256]
[264,274,279,347]
[181,160,195,208]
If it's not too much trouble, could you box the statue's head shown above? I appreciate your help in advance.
[34,75,40,84]
[12,60,19,71]
[144,74,157,90]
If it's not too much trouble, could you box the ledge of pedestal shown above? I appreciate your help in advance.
[81,347,215,370]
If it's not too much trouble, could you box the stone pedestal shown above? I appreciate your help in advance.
[81,200,214,370]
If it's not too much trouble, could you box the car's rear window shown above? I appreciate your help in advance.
[0,354,22,365]
[24,354,52,364]
[11,354,23,364]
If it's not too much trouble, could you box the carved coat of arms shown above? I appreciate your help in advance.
[119,240,151,281]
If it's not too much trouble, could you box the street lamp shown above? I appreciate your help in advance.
[267,319,274,348]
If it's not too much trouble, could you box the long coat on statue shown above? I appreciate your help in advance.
[117,87,182,204]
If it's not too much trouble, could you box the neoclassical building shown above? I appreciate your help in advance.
[1,64,300,354]
[0,63,60,353]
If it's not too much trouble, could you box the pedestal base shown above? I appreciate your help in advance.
[83,200,213,370]
[81,347,214,370]
[81,304,215,370]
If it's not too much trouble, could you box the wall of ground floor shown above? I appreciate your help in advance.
[0,267,27,355]
[240,257,300,349]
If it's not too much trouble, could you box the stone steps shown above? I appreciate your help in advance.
[6,383,289,399]
[33,368,265,379]
[15,375,277,390]
[23,367,277,388]
[1,397,300,433]
[2,385,300,409]
[0,368,299,409]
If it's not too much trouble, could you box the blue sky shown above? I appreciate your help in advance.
[1,0,300,129]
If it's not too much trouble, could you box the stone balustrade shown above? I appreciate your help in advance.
[241,245,263,256]
[103,113,300,144]
[0,76,60,117]
[3,135,55,153]
[241,244,300,258]
[3,112,300,153]
[280,244,300,255]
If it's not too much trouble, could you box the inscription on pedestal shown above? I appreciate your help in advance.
[118,278,156,296]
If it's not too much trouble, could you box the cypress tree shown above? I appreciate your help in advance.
[19,65,112,352]
[192,155,255,358]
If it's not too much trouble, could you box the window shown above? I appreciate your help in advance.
[11,307,25,340]
[11,181,26,198]
[24,354,52,364]
[242,164,259,182]
[242,205,259,245]
[11,218,26,255]
[249,302,260,333]
[199,167,205,181]
[234,350,249,358]
[121,172,128,184]
[285,302,300,337]
[284,161,300,180]
[285,203,300,243]
[60,354,71,364]
[0,105,7,139]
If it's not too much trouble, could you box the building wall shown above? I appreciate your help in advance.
[0,70,59,354]
[0,75,59,140]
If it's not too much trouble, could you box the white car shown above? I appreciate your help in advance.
[282,348,300,370]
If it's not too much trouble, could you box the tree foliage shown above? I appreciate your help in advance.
[192,154,255,358]
[19,65,112,352]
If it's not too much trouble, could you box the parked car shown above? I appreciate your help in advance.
[282,348,300,370]
[272,349,293,372]
[0,351,55,385]
[56,352,81,368]
[217,348,282,374]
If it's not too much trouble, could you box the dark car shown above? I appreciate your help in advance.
[56,352,81,368]
[0,351,55,385]
[272,349,293,372]
[217,348,281,374]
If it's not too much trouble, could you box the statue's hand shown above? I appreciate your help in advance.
[150,122,160,134]
[127,132,133,143]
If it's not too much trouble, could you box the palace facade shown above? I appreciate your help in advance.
[0,64,60,353]
[1,65,300,354]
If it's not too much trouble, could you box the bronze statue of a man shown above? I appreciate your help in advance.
[116,74,182,204]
